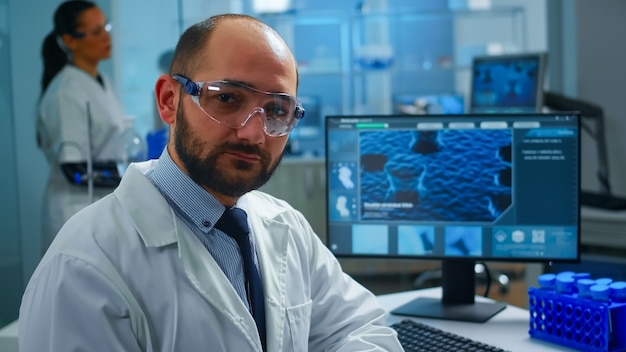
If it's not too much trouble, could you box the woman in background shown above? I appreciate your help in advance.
[37,0,127,252]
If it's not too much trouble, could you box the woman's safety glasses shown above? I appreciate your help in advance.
[71,23,112,38]
[173,74,305,137]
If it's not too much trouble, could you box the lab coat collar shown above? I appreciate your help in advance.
[114,161,180,248]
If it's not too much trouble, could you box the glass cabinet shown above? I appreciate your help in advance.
[259,6,526,156]
[114,2,526,156]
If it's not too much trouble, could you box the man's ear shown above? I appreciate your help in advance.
[155,74,178,125]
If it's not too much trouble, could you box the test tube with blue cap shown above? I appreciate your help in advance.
[556,274,575,294]
[576,279,595,299]
[590,284,611,302]
[538,273,557,290]
[609,281,626,303]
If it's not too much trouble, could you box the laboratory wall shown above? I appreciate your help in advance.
[0,0,21,328]
[574,0,626,197]
[547,0,626,197]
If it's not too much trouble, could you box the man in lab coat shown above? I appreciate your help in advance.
[19,13,403,351]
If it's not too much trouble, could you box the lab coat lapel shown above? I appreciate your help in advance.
[248,209,290,352]
[175,202,292,352]
[176,215,263,351]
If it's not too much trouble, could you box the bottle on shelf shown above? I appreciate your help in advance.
[117,116,147,176]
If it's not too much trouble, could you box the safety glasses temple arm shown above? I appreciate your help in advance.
[172,74,200,96]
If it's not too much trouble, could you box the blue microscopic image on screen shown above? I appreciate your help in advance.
[398,225,435,255]
[359,128,512,222]
[352,224,389,255]
[444,226,483,256]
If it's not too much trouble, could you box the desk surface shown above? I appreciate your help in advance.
[0,288,581,352]
[380,287,577,352]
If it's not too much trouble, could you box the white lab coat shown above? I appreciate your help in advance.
[37,65,127,250]
[19,161,403,351]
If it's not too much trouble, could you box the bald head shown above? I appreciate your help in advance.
[170,14,298,90]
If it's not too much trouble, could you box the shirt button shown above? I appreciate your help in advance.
[203,221,211,227]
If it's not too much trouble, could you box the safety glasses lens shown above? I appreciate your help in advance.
[198,81,300,135]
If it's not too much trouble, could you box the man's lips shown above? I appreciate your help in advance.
[225,150,261,162]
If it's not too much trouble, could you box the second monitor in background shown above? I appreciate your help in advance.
[469,52,547,113]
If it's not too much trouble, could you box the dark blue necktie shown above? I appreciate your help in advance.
[214,207,266,351]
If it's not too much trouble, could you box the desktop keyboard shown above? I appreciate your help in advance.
[390,319,510,352]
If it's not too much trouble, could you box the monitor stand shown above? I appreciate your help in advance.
[391,259,507,323]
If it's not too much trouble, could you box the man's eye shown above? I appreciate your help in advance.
[216,94,237,103]
[266,104,289,116]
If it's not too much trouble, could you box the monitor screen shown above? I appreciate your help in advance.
[325,112,580,322]
[469,53,546,113]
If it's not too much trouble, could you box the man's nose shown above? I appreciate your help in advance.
[235,108,267,142]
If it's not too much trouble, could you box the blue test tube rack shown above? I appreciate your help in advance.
[528,272,626,351]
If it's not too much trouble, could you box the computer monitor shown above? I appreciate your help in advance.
[394,93,465,115]
[469,53,547,113]
[325,112,580,322]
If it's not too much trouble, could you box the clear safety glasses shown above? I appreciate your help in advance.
[71,23,112,38]
[173,74,305,137]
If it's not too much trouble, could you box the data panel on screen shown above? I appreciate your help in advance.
[469,53,547,113]
[325,113,580,262]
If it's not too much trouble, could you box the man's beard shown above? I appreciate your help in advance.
[174,103,284,197]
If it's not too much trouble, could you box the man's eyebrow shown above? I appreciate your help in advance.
[219,78,288,95]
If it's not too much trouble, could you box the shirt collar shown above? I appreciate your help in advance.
[146,149,224,233]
